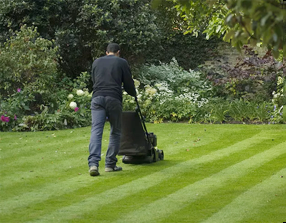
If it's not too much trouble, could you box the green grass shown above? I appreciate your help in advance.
[1,123,286,223]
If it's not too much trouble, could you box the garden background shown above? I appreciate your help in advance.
[0,0,285,131]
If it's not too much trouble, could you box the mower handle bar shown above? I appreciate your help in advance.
[134,96,151,145]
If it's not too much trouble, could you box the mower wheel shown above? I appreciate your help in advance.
[158,150,164,160]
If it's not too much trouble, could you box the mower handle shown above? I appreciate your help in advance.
[134,96,151,145]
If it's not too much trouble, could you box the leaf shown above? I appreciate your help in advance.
[223,30,235,42]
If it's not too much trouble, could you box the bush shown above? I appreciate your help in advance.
[123,59,284,124]
[0,71,92,132]
[137,58,212,97]
[199,46,284,102]
[196,98,280,124]
[0,0,159,78]
[124,59,211,123]
[0,25,59,98]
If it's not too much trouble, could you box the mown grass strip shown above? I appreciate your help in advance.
[87,133,286,223]
[24,131,271,222]
[111,141,286,223]
[0,126,250,202]
[1,124,285,223]
[202,168,286,223]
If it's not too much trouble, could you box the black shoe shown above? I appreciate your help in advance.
[89,166,100,176]
[105,166,122,172]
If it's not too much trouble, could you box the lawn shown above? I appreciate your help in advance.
[0,123,286,223]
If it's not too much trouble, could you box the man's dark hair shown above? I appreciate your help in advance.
[106,43,120,53]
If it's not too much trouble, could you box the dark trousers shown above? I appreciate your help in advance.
[88,96,122,168]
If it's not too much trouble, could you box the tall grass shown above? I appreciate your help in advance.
[0,123,286,222]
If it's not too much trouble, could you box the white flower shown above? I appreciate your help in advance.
[67,94,74,100]
[150,88,157,95]
[134,79,140,88]
[76,90,85,96]
[278,76,283,85]
[69,102,77,109]
[145,86,157,96]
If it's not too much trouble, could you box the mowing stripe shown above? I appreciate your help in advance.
[0,155,86,189]
[202,168,286,223]
[111,141,286,223]
[25,131,275,222]
[0,174,117,215]
[0,139,88,165]
[0,128,262,202]
[0,133,89,154]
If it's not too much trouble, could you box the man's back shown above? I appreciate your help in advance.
[91,55,135,101]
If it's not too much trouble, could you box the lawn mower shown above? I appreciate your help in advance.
[118,97,164,164]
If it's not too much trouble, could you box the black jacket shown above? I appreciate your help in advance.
[91,55,136,101]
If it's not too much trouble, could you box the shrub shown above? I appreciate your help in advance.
[0,25,59,98]
[196,98,276,124]
[137,58,212,97]
[0,72,92,132]
[199,46,284,102]
[0,0,159,78]
[124,59,211,123]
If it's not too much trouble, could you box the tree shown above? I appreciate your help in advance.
[142,0,222,70]
[0,0,159,78]
[152,0,286,58]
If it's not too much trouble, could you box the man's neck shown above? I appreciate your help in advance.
[106,51,120,57]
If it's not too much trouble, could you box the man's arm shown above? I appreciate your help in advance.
[122,60,136,97]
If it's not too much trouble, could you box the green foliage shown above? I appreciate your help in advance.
[122,59,284,125]
[201,98,229,123]
[144,32,221,70]
[0,25,71,131]
[197,98,275,124]
[153,0,286,58]
[0,88,35,131]
[270,104,284,124]
[124,60,211,123]
[199,46,284,102]
[272,76,286,107]
[0,25,59,97]
[145,0,222,70]
[138,58,212,96]
[0,0,159,78]
[0,71,92,132]
[123,58,283,123]
[224,0,286,58]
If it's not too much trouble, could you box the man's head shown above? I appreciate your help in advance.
[106,43,120,56]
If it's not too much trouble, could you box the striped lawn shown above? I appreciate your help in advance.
[0,124,285,223]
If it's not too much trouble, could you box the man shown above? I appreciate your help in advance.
[88,43,136,176]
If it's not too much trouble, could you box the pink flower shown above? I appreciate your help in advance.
[74,107,79,112]
[1,115,10,122]
[14,115,17,120]
[17,88,21,92]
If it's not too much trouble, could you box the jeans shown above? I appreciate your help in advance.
[88,96,122,168]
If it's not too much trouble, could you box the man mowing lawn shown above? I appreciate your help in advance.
[88,43,137,176]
